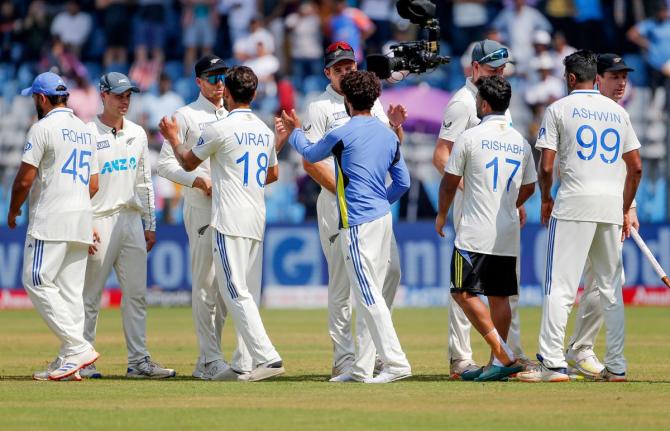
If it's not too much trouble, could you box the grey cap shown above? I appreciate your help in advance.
[99,72,139,94]
[471,39,510,68]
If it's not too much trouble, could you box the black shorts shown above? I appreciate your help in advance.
[450,248,518,297]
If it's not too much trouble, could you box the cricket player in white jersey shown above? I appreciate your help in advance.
[8,72,100,381]
[517,51,642,383]
[303,41,408,378]
[160,66,285,382]
[81,72,175,379]
[283,70,412,384]
[436,76,537,381]
[566,54,639,379]
[432,39,530,378]
[158,54,253,381]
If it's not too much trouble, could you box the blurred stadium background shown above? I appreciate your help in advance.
[1,0,670,309]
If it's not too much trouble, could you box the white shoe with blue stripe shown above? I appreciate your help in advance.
[49,348,100,381]
[33,358,81,381]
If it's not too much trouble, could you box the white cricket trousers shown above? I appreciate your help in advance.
[568,259,628,351]
[212,230,280,367]
[539,217,626,373]
[83,210,149,363]
[183,204,253,371]
[448,190,525,361]
[340,214,411,378]
[23,236,92,357]
[316,190,400,372]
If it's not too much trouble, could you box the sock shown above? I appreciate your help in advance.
[484,328,516,366]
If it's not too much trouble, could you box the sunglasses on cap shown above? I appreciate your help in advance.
[202,74,225,84]
[326,41,353,54]
[478,47,509,65]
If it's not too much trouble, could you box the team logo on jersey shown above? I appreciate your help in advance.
[126,137,135,146]
[196,137,205,146]
[538,127,546,140]
[443,121,452,129]
[23,142,32,153]
[614,57,622,63]
[303,123,312,132]
[101,157,137,174]
[96,140,110,150]
[333,111,348,120]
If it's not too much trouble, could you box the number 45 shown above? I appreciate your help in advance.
[485,157,521,192]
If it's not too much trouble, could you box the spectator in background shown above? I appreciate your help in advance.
[140,73,185,132]
[182,0,217,77]
[244,40,279,113]
[524,53,564,138]
[134,0,168,65]
[551,31,576,76]
[40,36,87,80]
[19,0,50,65]
[329,0,375,65]
[451,0,489,56]
[50,0,92,57]
[214,0,232,59]
[542,0,575,41]
[628,0,670,113]
[221,0,257,45]
[68,74,101,123]
[97,0,131,69]
[285,2,322,90]
[573,0,606,52]
[234,16,275,62]
[361,0,395,55]
[0,0,20,65]
[493,0,552,73]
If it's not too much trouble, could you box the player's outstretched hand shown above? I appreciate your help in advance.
[193,176,212,196]
[280,109,301,134]
[387,104,408,127]
[158,115,179,144]
[145,230,156,252]
[7,208,20,229]
[541,198,554,226]
[435,213,447,238]
[518,205,527,228]
[274,116,289,147]
[89,229,101,255]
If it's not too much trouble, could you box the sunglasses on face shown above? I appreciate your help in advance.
[478,47,509,65]
[203,74,225,84]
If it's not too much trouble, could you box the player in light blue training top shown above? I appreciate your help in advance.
[281,70,412,384]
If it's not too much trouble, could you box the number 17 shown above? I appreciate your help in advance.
[485,157,521,192]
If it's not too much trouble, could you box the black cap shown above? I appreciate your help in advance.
[597,53,634,75]
[99,72,139,94]
[195,55,228,77]
[324,41,356,68]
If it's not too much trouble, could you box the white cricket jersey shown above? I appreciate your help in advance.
[535,89,641,225]
[192,108,277,241]
[22,108,98,244]
[438,78,512,142]
[304,84,389,190]
[446,115,537,256]
[88,116,156,231]
[157,93,227,210]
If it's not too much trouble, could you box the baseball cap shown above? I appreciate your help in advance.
[99,72,139,94]
[597,53,634,74]
[195,54,228,77]
[471,39,510,68]
[21,72,69,96]
[531,54,554,71]
[533,30,552,46]
[325,41,356,68]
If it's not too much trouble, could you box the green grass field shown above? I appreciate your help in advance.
[1,307,670,430]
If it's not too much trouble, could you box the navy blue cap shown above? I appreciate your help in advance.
[21,72,69,96]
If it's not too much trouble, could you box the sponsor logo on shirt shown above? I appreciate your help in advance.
[23,142,32,153]
[96,140,110,150]
[333,111,348,120]
[100,157,137,174]
[538,127,546,140]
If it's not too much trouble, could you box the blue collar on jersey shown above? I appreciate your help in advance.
[569,90,599,95]
[226,108,252,118]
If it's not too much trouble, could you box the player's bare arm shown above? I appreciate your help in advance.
[145,230,156,252]
[192,176,212,196]
[435,172,461,237]
[622,149,643,240]
[303,159,337,194]
[89,173,99,198]
[516,183,536,209]
[7,162,37,229]
[159,115,203,172]
[266,164,279,185]
[432,138,453,173]
[538,148,556,226]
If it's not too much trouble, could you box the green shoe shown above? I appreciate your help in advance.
[460,367,484,381]
[475,364,523,382]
